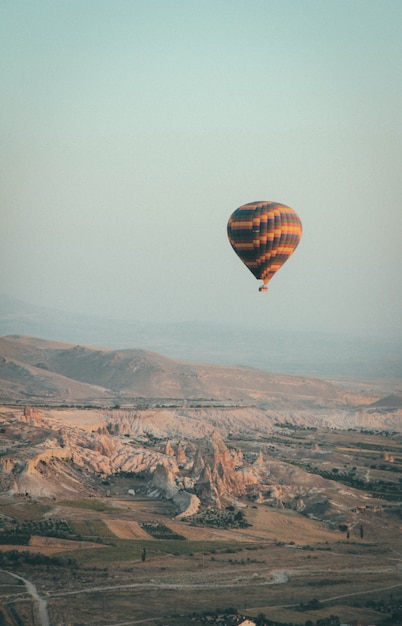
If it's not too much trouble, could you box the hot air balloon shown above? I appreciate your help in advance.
[227,201,302,292]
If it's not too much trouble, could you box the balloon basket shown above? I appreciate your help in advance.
[258,286,268,293]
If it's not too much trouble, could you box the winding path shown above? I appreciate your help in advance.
[1,563,400,626]
[0,569,50,626]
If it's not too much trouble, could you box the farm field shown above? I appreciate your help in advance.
[0,468,401,626]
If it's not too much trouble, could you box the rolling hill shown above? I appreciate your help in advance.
[0,334,359,408]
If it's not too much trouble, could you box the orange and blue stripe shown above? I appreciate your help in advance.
[227,201,302,288]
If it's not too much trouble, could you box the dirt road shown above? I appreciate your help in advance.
[0,569,50,626]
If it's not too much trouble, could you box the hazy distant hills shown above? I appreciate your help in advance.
[0,334,351,408]
[1,293,402,378]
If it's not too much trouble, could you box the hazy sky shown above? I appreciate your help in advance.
[1,0,401,338]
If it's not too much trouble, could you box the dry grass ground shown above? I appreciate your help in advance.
[35,496,401,625]
[1,494,401,625]
[105,519,153,540]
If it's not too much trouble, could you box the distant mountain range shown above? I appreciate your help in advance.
[1,294,401,378]
[0,334,351,408]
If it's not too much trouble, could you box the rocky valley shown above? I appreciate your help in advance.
[0,335,402,626]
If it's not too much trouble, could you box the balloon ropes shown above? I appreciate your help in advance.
[227,201,302,292]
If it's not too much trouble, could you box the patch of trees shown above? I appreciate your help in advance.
[0,517,106,544]
[254,612,340,625]
[187,507,251,529]
[275,421,317,432]
[0,550,77,568]
[140,522,185,540]
[15,518,72,538]
[114,470,146,479]
[0,532,31,545]
[224,556,264,565]
[370,463,402,474]
[365,595,402,623]
[296,598,323,612]
[300,466,402,500]
[191,607,239,624]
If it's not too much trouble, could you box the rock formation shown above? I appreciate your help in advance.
[0,400,397,526]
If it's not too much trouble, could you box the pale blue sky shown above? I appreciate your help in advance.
[1,0,401,337]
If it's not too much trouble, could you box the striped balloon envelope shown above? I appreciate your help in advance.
[227,201,302,292]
